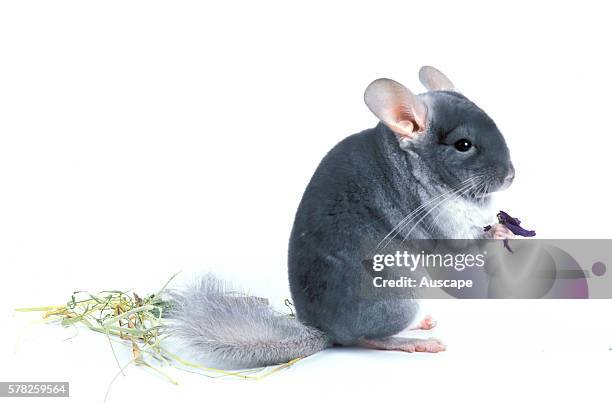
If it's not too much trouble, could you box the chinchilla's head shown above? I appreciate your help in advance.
[364,66,514,201]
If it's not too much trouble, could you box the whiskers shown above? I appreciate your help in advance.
[373,174,488,253]
[473,179,493,200]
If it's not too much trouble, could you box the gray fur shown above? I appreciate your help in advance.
[288,90,513,345]
[166,274,330,369]
[167,73,514,368]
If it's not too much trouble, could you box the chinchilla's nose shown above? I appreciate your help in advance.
[501,165,515,189]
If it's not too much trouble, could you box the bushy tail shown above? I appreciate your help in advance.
[165,274,330,369]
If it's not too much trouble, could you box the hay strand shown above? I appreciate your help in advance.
[15,273,303,386]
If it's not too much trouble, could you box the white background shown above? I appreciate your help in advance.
[1,1,611,402]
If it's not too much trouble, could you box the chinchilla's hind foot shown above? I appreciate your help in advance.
[358,336,446,353]
[408,315,437,331]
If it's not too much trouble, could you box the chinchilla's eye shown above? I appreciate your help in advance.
[454,139,472,152]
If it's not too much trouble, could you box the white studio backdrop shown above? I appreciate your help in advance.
[1,1,611,403]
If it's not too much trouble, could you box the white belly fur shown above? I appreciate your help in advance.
[435,196,496,239]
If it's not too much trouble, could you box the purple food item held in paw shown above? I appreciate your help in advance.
[483,210,536,252]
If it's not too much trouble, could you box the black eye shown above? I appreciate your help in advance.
[454,139,472,152]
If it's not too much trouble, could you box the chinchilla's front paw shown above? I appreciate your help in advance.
[487,223,514,240]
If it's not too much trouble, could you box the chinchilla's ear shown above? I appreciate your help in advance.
[419,66,455,91]
[364,78,428,141]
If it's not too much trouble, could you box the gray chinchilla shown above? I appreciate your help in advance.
[168,66,515,368]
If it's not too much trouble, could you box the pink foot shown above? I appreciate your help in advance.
[359,336,446,353]
[409,315,437,331]
[487,223,515,240]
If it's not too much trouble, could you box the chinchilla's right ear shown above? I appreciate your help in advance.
[418,66,455,91]
[364,78,428,143]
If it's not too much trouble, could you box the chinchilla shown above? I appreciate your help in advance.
[167,66,515,368]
